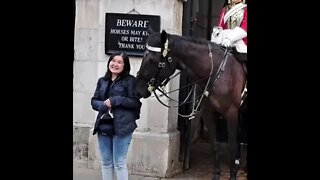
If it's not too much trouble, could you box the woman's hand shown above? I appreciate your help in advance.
[104,99,112,108]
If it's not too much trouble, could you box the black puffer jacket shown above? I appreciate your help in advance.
[91,75,141,135]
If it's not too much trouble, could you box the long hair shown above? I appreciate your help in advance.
[104,52,131,80]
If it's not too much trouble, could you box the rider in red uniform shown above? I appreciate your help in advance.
[211,0,247,61]
[212,0,247,104]
[212,1,248,171]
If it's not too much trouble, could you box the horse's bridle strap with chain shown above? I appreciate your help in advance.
[143,39,173,92]
[143,38,230,119]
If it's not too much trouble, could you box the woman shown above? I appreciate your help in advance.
[91,52,141,180]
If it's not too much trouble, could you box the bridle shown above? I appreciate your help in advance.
[136,39,176,93]
[137,37,230,118]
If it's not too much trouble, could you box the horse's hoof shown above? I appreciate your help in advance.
[212,174,220,180]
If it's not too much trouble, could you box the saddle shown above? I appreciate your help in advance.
[219,46,247,75]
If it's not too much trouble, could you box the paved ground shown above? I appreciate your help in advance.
[73,164,246,180]
[73,139,247,180]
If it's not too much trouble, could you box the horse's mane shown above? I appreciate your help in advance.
[173,35,212,46]
[170,34,223,55]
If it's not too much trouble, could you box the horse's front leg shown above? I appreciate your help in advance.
[226,107,240,180]
[201,102,221,180]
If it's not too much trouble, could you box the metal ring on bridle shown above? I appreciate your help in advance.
[168,57,172,62]
[149,78,155,84]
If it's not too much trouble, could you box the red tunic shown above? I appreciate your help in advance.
[218,6,247,45]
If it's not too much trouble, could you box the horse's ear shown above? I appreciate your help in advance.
[161,30,167,45]
[147,24,154,35]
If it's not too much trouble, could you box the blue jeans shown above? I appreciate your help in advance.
[97,132,132,180]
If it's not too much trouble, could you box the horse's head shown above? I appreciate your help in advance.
[134,28,178,99]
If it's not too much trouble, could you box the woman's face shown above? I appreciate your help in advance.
[109,55,125,76]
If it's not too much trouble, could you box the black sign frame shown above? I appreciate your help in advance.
[105,13,160,56]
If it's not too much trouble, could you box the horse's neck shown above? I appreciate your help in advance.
[170,38,217,79]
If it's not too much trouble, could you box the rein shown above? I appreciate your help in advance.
[143,39,229,119]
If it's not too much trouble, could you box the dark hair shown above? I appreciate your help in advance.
[104,52,131,80]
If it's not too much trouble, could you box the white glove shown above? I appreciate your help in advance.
[221,38,232,47]
[226,27,247,42]
[212,26,222,36]
[211,26,223,44]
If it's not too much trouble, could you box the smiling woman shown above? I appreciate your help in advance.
[90,51,142,180]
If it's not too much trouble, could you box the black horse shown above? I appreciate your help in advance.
[134,28,247,180]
